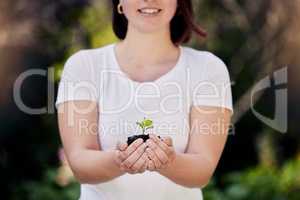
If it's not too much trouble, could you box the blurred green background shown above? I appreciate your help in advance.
[0,0,300,199]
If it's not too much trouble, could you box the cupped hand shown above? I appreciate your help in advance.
[114,138,149,174]
[145,134,176,171]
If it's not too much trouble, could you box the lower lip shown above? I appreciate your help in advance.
[138,10,162,17]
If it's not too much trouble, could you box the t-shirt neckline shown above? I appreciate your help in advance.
[110,42,185,85]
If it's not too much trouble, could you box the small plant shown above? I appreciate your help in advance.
[127,117,158,145]
[136,117,153,134]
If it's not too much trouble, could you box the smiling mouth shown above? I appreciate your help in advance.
[137,8,162,15]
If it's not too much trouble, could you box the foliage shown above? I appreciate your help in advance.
[203,157,300,200]
[54,0,118,82]
[79,0,118,48]
[11,168,80,200]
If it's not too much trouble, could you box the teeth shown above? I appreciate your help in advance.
[139,8,161,14]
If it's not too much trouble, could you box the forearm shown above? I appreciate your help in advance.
[157,152,214,188]
[69,149,125,184]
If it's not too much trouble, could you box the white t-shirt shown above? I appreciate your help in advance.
[55,42,234,200]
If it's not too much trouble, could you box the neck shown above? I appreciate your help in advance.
[116,24,179,66]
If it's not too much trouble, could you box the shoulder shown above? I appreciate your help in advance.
[66,43,113,62]
[182,46,230,78]
[183,46,227,68]
[183,46,210,60]
[63,43,114,72]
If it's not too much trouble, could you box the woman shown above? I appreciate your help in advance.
[55,0,234,199]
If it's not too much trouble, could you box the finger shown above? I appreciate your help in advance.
[123,138,144,158]
[142,157,149,172]
[122,142,147,168]
[133,153,148,173]
[119,151,127,161]
[149,134,172,146]
[162,136,173,147]
[149,135,173,156]
[131,152,147,172]
[146,147,162,169]
[114,150,123,165]
[117,141,128,151]
[120,163,134,174]
[146,139,168,164]
[120,165,136,174]
[125,160,147,174]
[119,162,137,174]
[116,141,128,162]
[147,159,155,171]
[137,160,147,173]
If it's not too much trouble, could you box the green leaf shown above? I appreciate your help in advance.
[142,119,153,127]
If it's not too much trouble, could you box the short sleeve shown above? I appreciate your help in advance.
[55,50,99,110]
[191,52,234,115]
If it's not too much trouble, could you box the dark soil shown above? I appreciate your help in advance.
[127,134,161,145]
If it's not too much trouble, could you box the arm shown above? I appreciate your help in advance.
[151,106,232,188]
[57,100,125,184]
